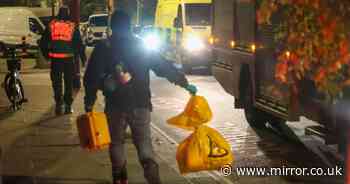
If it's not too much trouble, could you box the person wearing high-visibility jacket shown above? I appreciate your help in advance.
[40,7,86,115]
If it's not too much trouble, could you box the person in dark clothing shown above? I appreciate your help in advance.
[84,11,197,184]
[40,7,86,115]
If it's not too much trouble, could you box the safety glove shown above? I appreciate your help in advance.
[185,84,198,96]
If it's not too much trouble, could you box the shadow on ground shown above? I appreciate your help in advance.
[0,106,110,184]
[2,175,109,184]
[235,124,344,184]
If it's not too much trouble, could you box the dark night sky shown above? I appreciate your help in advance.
[118,0,157,25]
[0,0,158,25]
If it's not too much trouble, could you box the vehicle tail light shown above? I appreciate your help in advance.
[215,38,220,44]
[285,51,291,59]
[251,44,256,53]
[209,37,214,45]
[230,40,235,48]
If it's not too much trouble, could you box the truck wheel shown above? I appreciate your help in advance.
[241,70,286,130]
[242,82,268,128]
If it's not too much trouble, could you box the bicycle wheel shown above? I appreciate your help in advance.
[16,78,24,101]
[4,74,24,106]
[4,73,12,102]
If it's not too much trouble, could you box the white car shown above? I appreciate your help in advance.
[0,7,45,51]
[86,14,108,46]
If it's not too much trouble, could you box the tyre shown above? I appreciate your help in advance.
[4,74,24,105]
[242,73,286,129]
[4,74,11,101]
[242,81,268,128]
[14,78,25,103]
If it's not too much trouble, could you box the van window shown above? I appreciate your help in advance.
[185,4,211,26]
[29,18,44,34]
[89,16,108,27]
[235,0,255,47]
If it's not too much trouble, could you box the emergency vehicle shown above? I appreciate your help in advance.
[154,0,212,73]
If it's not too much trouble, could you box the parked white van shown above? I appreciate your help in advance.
[86,14,108,46]
[0,7,45,49]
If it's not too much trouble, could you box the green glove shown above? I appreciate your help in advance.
[185,84,197,95]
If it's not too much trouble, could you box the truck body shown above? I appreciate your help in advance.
[154,0,213,72]
[211,0,348,153]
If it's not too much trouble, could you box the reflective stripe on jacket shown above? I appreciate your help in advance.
[48,52,74,59]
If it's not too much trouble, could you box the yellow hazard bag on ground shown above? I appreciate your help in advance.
[167,96,213,130]
[176,125,234,174]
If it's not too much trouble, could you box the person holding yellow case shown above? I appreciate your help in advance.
[83,11,197,184]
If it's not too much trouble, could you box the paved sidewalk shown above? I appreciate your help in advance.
[0,71,193,184]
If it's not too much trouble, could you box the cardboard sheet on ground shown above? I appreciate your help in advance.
[176,125,234,174]
[167,96,213,130]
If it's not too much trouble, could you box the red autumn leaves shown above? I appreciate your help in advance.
[321,20,336,43]
[258,0,350,96]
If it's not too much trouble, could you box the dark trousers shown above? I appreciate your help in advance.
[105,107,162,184]
[50,58,74,106]
[73,55,81,90]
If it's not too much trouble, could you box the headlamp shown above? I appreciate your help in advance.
[184,36,205,52]
[143,33,161,51]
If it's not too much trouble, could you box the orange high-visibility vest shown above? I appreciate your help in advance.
[50,20,75,42]
[49,20,75,59]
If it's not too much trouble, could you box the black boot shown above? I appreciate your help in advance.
[64,105,73,114]
[55,103,64,116]
[55,105,63,116]
[112,163,128,184]
[141,159,162,184]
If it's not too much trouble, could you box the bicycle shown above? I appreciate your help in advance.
[0,42,28,111]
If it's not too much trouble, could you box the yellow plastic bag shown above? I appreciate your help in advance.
[176,125,234,174]
[167,96,213,130]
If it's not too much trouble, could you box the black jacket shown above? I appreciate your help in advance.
[84,35,188,112]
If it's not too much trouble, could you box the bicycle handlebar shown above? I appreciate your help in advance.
[0,41,30,58]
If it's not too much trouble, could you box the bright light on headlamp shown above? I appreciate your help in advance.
[143,33,161,51]
[184,36,205,52]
